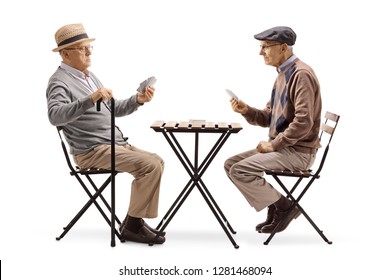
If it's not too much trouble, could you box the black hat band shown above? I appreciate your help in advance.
[58,33,89,47]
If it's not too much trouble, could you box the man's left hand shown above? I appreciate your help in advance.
[256,141,275,153]
[137,86,155,104]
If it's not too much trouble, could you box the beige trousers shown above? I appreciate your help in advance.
[224,147,315,212]
[74,144,164,218]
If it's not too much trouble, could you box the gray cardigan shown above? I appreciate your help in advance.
[46,67,141,154]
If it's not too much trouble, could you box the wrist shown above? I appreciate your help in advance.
[136,93,144,105]
[90,95,97,104]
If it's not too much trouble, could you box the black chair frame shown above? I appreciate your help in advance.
[263,111,340,245]
[55,99,122,246]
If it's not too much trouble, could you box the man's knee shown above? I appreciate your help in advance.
[146,158,164,176]
[228,162,242,179]
[224,157,237,174]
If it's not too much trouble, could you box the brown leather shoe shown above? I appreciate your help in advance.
[260,206,301,234]
[120,217,165,236]
[121,225,166,244]
[256,204,276,232]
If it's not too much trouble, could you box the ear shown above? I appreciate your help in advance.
[60,50,70,60]
[281,43,288,52]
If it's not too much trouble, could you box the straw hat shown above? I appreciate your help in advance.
[52,23,95,52]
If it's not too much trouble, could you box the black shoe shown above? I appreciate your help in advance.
[121,225,166,244]
[120,217,165,236]
[260,206,301,234]
[256,205,276,232]
[141,219,166,237]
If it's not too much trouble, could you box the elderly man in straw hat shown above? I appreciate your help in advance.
[46,23,165,244]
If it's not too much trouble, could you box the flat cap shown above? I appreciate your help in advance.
[254,26,296,46]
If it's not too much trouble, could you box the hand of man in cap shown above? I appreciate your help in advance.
[90,87,113,104]
[137,86,155,104]
[230,98,249,114]
[256,141,275,153]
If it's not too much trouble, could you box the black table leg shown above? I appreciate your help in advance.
[150,130,239,248]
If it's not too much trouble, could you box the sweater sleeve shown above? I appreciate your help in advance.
[89,72,141,118]
[46,78,94,126]
[109,94,141,117]
[242,100,272,128]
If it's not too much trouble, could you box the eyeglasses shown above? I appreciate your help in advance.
[260,43,282,51]
[64,45,93,53]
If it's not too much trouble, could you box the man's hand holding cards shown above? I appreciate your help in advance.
[136,76,157,104]
[226,88,248,114]
[137,76,157,94]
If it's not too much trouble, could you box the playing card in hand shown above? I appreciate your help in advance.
[146,76,157,88]
[137,76,157,93]
[225,89,239,100]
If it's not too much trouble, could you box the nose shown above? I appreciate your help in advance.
[259,47,265,55]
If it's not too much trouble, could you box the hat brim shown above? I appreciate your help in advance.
[52,38,95,52]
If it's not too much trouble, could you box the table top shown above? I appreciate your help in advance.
[151,120,242,133]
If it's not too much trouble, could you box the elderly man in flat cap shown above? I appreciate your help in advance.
[46,23,166,244]
[225,26,322,234]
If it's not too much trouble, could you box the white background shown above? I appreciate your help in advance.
[1,0,389,279]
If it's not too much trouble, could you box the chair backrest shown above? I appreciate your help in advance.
[57,126,79,174]
[56,126,115,175]
[314,111,340,176]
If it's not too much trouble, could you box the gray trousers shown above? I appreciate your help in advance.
[224,147,315,212]
[74,144,164,218]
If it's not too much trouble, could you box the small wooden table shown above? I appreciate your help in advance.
[150,120,242,248]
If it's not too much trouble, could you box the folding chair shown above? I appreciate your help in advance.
[263,111,340,245]
[55,99,124,246]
